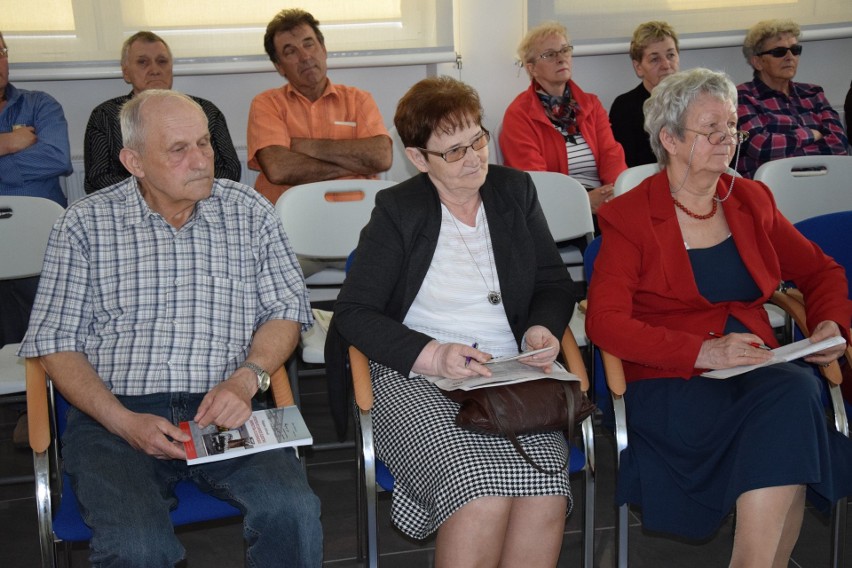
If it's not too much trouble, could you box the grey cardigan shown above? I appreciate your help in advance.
[325,165,581,437]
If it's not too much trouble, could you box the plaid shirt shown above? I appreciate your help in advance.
[736,75,849,178]
[19,177,312,395]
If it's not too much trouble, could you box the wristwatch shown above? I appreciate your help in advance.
[238,361,271,394]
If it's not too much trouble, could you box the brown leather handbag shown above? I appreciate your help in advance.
[445,379,595,475]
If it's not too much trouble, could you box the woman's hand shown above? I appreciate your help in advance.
[411,340,493,380]
[588,184,615,214]
[694,332,773,370]
[803,320,846,366]
[519,325,560,373]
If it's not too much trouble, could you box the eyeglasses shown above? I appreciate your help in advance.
[0,47,8,59]
[538,45,573,61]
[418,129,490,163]
[756,44,803,58]
[683,127,749,145]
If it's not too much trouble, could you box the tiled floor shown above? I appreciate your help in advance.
[1,369,851,567]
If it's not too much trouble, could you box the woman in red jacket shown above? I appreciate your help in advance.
[499,21,626,217]
[586,67,852,567]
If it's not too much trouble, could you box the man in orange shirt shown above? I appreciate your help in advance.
[248,8,392,207]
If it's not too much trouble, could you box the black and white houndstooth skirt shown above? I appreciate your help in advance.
[370,362,572,540]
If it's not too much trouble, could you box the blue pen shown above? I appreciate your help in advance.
[465,342,478,367]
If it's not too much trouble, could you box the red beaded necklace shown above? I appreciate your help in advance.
[671,196,718,220]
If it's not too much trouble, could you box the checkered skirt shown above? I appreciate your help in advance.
[370,362,572,540]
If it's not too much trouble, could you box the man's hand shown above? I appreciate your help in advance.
[0,126,37,155]
[111,411,189,460]
[193,369,255,429]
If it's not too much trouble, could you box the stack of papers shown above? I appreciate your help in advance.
[424,347,580,391]
[701,336,846,379]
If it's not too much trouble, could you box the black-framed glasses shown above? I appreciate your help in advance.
[683,127,749,145]
[538,45,573,61]
[418,129,490,163]
[0,47,8,59]
[756,44,803,58]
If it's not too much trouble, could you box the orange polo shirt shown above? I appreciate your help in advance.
[247,80,389,204]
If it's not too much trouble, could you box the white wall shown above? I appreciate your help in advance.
[14,0,851,159]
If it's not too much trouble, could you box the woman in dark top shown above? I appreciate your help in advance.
[609,21,680,167]
[587,68,852,566]
[332,77,580,566]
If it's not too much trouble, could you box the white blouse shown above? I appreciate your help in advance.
[403,203,518,358]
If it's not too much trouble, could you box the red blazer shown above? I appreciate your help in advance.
[499,81,627,185]
[585,170,851,382]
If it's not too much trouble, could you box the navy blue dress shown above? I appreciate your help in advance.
[617,236,852,539]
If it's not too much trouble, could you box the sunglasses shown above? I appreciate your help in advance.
[756,44,803,58]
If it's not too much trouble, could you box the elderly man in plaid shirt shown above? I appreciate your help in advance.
[19,89,322,568]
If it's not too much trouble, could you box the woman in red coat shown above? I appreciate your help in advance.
[499,21,626,218]
[586,67,852,567]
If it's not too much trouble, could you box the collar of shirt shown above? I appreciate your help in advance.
[283,79,339,103]
[117,177,225,230]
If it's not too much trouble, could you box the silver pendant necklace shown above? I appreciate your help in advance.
[448,205,502,305]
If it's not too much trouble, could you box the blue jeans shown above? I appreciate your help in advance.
[61,392,323,568]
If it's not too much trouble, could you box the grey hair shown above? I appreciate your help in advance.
[121,31,172,67]
[120,89,204,151]
[742,19,800,65]
[643,68,738,166]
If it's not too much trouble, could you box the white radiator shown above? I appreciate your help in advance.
[63,146,257,204]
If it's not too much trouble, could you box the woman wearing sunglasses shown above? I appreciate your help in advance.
[736,19,848,178]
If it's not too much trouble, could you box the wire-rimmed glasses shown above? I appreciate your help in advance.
[418,129,490,163]
[683,127,749,145]
[538,45,573,61]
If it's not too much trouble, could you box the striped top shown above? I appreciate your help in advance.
[564,132,601,189]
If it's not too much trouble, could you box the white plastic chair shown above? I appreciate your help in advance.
[526,171,594,283]
[753,155,852,224]
[0,196,65,486]
[615,164,742,198]
[275,179,395,419]
[614,163,661,197]
[488,122,503,165]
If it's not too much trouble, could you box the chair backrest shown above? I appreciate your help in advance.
[794,210,852,299]
[488,122,503,166]
[754,155,852,224]
[526,171,594,243]
[614,163,660,197]
[614,164,740,198]
[275,179,396,258]
[384,126,420,182]
[0,196,65,280]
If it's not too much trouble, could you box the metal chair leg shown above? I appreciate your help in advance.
[613,395,629,568]
[33,450,56,568]
[581,416,596,568]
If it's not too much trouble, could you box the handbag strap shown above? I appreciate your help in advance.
[483,382,575,476]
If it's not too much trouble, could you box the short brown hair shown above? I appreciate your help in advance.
[629,21,679,62]
[743,19,800,64]
[264,8,324,63]
[121,31,171,66]
[393,76,484,151]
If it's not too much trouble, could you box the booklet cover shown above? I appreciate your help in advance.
[180,405,313,465]
[701,335,846,379]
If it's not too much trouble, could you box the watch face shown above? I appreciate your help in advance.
[258,371,271,392]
